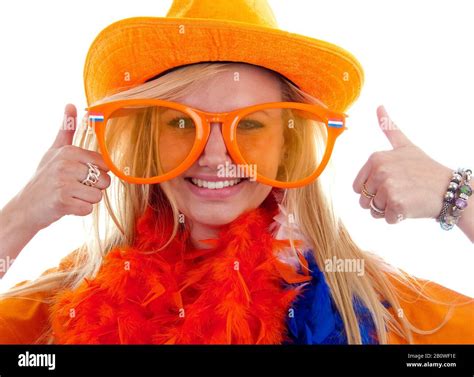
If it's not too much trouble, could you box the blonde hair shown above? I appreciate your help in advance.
[1,62,460,344]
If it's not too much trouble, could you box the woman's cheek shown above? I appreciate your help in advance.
[238,139,282,180]
[158,134,194,173]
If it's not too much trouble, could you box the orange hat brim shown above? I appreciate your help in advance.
[84,17,364,112]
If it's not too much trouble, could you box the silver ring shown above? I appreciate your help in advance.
[369,197,385,216]
[81,162,100,187]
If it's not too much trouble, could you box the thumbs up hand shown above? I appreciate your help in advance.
[352,105,453,224]
[50,103,78,148]
[10,104,111,232]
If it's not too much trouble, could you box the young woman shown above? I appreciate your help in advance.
[0,0,472,345]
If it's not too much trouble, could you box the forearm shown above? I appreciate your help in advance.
[0,196,40,279]
[457,202,474,243]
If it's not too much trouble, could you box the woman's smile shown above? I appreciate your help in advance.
[184,175,249,199]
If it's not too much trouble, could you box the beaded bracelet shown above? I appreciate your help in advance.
[437,168,472,230]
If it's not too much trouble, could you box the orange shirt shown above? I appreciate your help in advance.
[0,253,472,344]
[387,275,474,344]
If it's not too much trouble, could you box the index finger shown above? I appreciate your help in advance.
[63,146,111,173]
[353,158,372,194]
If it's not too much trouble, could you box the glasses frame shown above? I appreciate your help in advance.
[86,99,347,188]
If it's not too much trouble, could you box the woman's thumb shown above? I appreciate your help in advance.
[51,104,77,149]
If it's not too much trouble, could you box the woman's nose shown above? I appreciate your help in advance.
[198,123,232,169]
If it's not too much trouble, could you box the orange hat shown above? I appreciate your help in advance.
[84,0,364,113]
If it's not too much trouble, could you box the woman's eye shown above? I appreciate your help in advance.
[167,117,195,129]
[238,119,265,130]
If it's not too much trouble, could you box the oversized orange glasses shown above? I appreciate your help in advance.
[85,99,347,188]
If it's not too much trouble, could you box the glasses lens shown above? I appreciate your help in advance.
[235,106,328,184]
[103,105,197,179]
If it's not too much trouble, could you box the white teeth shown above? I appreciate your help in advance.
[190,178,242,189]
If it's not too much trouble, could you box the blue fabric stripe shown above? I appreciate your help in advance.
[284,251,380,344]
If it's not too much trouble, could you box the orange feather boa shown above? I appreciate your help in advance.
[50,195,312,344]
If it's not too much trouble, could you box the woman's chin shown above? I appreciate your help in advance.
[187,204,245,226]
[170,176,272,227]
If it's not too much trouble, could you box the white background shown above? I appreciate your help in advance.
[0,0,472,295]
